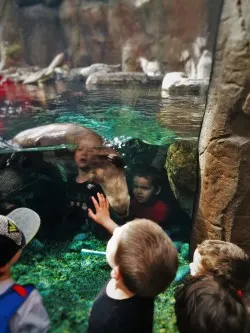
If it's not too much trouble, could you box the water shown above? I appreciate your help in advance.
[0,83,205,146]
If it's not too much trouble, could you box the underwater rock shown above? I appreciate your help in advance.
[86,72,163,90]
[165,140,198,218]
[180,243,189,260]
[29,238,45,252]
[73,233,88,242]
[174,264,190,283]
[69,239,85,252]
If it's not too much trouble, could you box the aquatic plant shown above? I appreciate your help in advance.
[12,234,186,332]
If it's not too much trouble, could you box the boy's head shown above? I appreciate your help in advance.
[74,136,103,170]
[175,275,247,333]
[0,208,40,275]
[132,166,161,204]
[190,240,250,290]
[106,219,178,297]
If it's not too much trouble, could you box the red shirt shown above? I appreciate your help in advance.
[130,198,169,225]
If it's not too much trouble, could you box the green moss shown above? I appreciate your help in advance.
[12,235,184,333]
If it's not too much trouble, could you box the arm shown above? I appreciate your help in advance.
[88,193,118,234]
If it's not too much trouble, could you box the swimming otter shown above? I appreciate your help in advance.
[12,123,130,217]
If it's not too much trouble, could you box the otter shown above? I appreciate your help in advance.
[12,123,130,217]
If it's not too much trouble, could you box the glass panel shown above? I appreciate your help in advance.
[0,0,222,332]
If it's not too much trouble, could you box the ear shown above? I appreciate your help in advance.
[155,186,161,196]
[111,266,122,281]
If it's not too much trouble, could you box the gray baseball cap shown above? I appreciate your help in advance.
[0,208,40,266]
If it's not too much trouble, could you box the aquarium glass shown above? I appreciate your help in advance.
[0,0,222,332]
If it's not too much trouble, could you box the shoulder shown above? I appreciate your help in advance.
[154,200,169,211]
[10,289,50,333]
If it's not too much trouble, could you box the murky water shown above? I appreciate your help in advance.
[0,83,205,147]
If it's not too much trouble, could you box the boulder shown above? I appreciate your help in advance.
[79,63,121,79]
[165,140,198,217]
[86,72,163,90]
[191,0,250,255]
[162,72,187,91]
[162,74,209,97]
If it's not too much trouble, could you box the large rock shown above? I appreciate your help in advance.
[0,0,25,69]
[165,140,198,217]
[60,1,115,67]
[86,72,163,90]
[191,0,250,255]
[20,5,66,66]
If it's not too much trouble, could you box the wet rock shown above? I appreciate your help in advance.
[79,63,121,79]
[139,57,162,76]
[23,53,64,84]
[86,72,163,90]
[162,72,187,92]
[165,140,198,217]
[192,0,250,256]
[168,78,209,96]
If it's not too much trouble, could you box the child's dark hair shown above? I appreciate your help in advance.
[0,235,20,276]
[132,165,161,187]
[175,275,247,333]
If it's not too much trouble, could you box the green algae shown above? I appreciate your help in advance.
[12,234,186,333]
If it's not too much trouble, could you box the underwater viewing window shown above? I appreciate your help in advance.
[0,0,223,331]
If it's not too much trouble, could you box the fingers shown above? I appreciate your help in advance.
[97,192,107,208]
[88,208,94,220]
[91,196,100,212]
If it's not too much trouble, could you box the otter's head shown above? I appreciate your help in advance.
[89,148,130,217]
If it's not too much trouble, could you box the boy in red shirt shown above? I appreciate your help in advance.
[129,166,169,226]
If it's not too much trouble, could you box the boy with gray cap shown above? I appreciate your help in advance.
[0,207,50,333]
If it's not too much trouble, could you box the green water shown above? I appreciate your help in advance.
[1,86,204,147]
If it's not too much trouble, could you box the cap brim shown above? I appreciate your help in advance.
[7,208,40,245]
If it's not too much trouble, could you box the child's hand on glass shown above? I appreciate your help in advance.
[88,193,118,234]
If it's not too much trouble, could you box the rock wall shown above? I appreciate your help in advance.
[191,0,250,255]
[0,0,219,69]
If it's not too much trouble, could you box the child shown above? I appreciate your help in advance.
[175,275,248,333]
[88,193,178,333]
[61,138,124,239]
[128,165,169,226]
[190,240,250,290]
[61,138,105,238]
[0,207,49,332]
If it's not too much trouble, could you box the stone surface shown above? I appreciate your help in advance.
[1,0,221,70]
[192,0,250,255]
[167,78,209,96]
[86,72,163,90]
[165,140,198,217]
[20,5,66,67]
